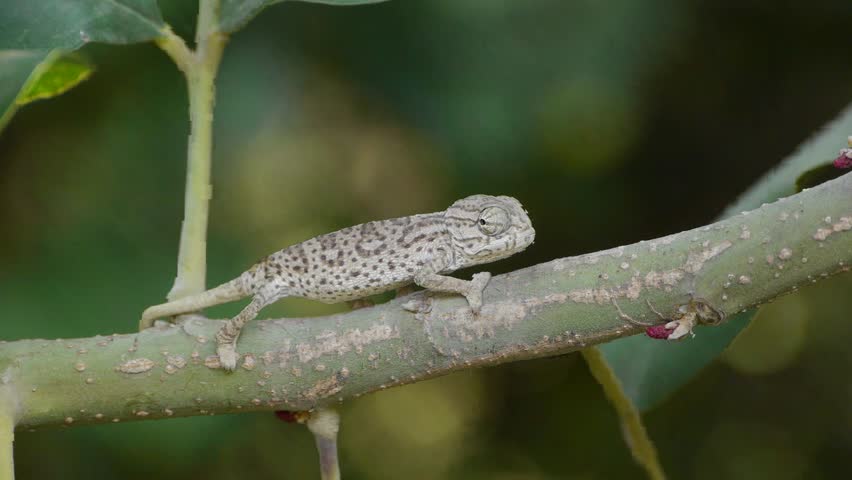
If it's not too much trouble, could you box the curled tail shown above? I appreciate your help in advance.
[139,273,252,330]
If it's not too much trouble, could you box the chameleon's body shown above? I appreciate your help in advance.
[141,195,535,371]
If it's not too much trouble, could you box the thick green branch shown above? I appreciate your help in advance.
[1,173,850,429]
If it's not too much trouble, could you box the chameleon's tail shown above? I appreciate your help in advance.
[139,273,251,331]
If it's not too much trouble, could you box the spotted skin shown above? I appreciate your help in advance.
[140,195,535,371]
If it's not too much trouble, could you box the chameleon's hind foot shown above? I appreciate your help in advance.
[217,343,239,372]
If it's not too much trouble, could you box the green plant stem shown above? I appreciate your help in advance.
[163,0,227,302]
[583,348,665,480]
[155,28,192,75]
[307,409,341,480]
[0,409,14,480]
[2,173,851,429]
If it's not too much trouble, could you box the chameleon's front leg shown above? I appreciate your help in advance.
[215,294,274,371]
[413,271,492,313]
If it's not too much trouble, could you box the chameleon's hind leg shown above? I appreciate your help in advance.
[215,291,276,372]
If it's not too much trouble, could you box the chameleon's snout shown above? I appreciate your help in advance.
[515,206,536,249]
[515,224,535,251]
[520,226,536,247]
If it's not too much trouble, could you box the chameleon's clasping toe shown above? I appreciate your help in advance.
[465,272,492,314]
[217,344,239,372]
[664,317,697,341]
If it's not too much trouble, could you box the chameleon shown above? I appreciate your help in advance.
[140,194,535,371]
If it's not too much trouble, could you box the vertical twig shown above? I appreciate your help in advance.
[306,408,342,480]
[0,408,15,480]
[582,347,666,480]
[163,0,227,302]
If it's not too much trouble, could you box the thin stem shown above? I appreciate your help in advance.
[165,0,227,302]
[196,0,220,46]
[155,27,193,75]
[307,409,342,480]
[0,409,15,480]
[583,348,665,480]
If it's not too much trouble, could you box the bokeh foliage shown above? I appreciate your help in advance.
[2,1,852,479]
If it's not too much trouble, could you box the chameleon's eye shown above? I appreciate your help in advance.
[477,206,510,236]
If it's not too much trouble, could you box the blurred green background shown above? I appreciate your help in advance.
[2,0,852,478]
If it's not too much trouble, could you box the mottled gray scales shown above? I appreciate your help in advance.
[140,195,535,371]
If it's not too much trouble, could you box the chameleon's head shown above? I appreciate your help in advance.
[445,194,535,269]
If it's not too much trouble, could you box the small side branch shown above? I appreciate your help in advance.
[307,409,342,480]
[0,408,15,480]
[154,27,193,74]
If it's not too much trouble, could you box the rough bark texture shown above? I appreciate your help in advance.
[2,173,851,430]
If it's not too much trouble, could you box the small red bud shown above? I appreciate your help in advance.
[834,153,852,169]
[646,324,674,339]
[275,410,298,423]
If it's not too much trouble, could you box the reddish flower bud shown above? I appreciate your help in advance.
[275,410,298,423]
[834,152,852,169]
[646,324,674,339]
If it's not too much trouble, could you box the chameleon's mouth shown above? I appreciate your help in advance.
[517,218,536,248]
[519,228,536,249]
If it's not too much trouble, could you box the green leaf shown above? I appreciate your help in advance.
[795,163,845,192]
[719,104,852,216]
[0,50,95,133]
[600,101,852,411]
[582,348,666,479]
[220,0,392,33]
[0,49,50,132]
[0,0,165,50]
[17,53,93,106]
[0,0,164,132]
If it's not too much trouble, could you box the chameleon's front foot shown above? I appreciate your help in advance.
[413,271,493,314]
[217,343,240,372]
[465,272,492,314]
